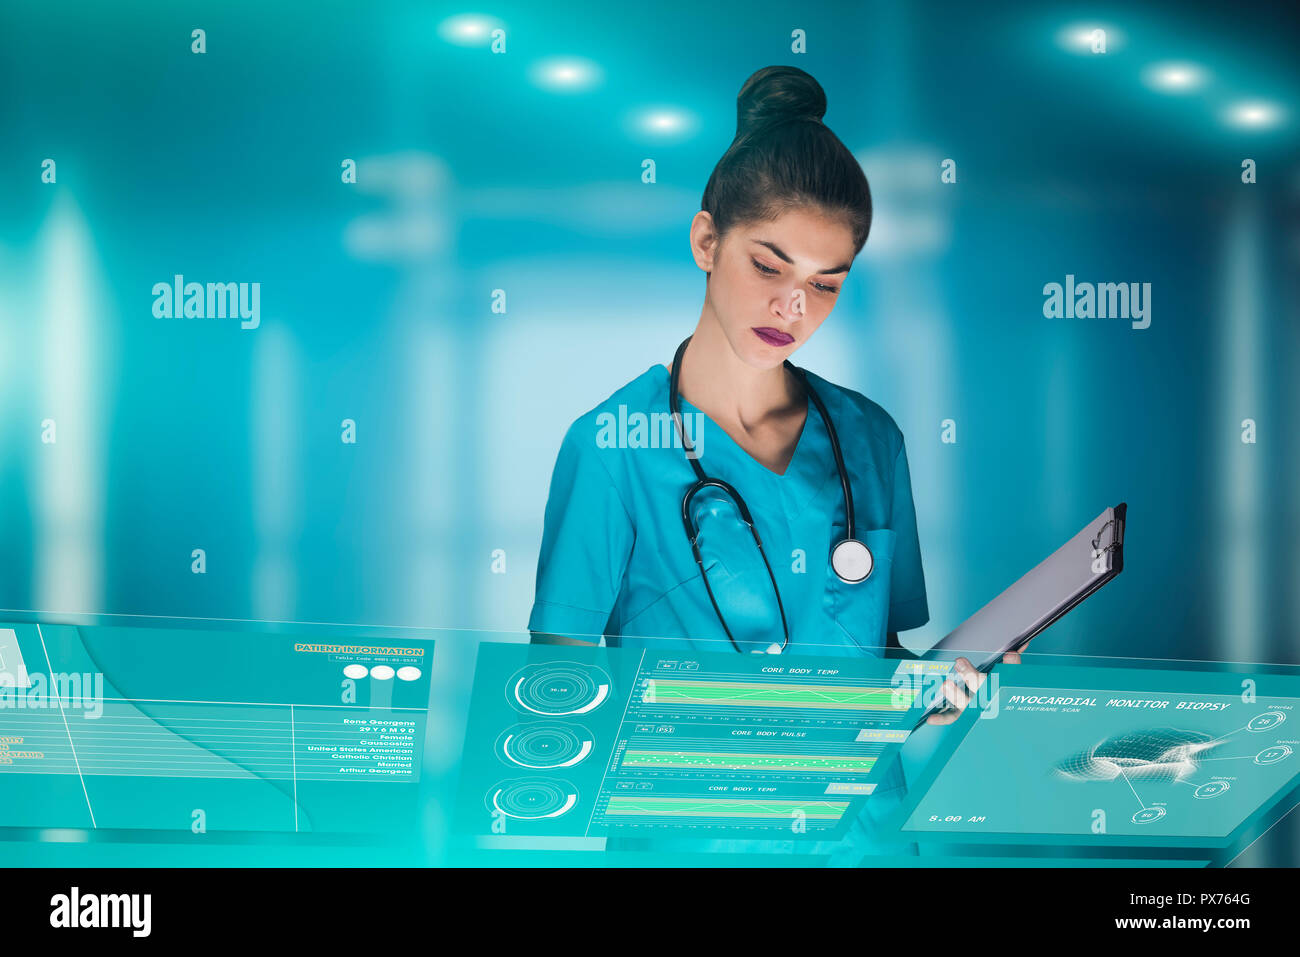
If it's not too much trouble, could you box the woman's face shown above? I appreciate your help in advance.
[691,205,856,371]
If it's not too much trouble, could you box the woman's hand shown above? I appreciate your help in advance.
[925,645,1026,726]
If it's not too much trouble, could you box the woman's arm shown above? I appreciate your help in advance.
[526,415,635,646]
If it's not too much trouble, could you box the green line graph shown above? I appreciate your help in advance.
[647,679,915,710]
[605,796,849,818]
[622,750,876,773]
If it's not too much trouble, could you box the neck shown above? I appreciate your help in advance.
[672,310,801,429]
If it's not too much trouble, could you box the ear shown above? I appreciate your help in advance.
[689,210,721,274]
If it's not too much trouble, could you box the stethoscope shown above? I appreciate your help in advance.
[668,336,874,653]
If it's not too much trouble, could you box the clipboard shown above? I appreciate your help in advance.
[915,503,1126,725]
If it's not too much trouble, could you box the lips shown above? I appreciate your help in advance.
[752,327,795,347]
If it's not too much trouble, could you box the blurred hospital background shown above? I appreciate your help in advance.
[0,0,1297,863]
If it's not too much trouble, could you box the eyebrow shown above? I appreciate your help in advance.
[752,240,852,275]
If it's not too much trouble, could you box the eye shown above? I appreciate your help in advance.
[753,257,839,294]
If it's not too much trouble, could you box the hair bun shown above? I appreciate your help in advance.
[735,65,828,139]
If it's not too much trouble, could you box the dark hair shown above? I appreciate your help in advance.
[700,65,872,256]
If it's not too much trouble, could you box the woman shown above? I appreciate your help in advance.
[526,64,1019,864]
[530,65,1011,720]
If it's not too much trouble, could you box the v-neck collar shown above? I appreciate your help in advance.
[650,363,840,521]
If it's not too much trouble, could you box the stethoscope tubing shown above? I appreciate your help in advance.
[669,335,856,541]
[668,335,869,653]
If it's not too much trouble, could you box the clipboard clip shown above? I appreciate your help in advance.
[1091,518,1121,554]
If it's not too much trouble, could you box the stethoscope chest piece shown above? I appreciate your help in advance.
[831,538,873,584]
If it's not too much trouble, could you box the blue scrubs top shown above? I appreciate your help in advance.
[528,362,930,861]
[528,363,929,654]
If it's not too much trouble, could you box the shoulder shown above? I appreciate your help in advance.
[550,366,670,486]
[799,368,905,461]
[558,365,666,446]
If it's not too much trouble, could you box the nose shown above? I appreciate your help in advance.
[771,288,805,322]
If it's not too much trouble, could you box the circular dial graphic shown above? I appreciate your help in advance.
[497,723,594,769]
[1248,711,1286,733]
[488,778,579,820]
[509,662,611,716]
[1132,806,1167,825]
[1255,745,1292,766]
